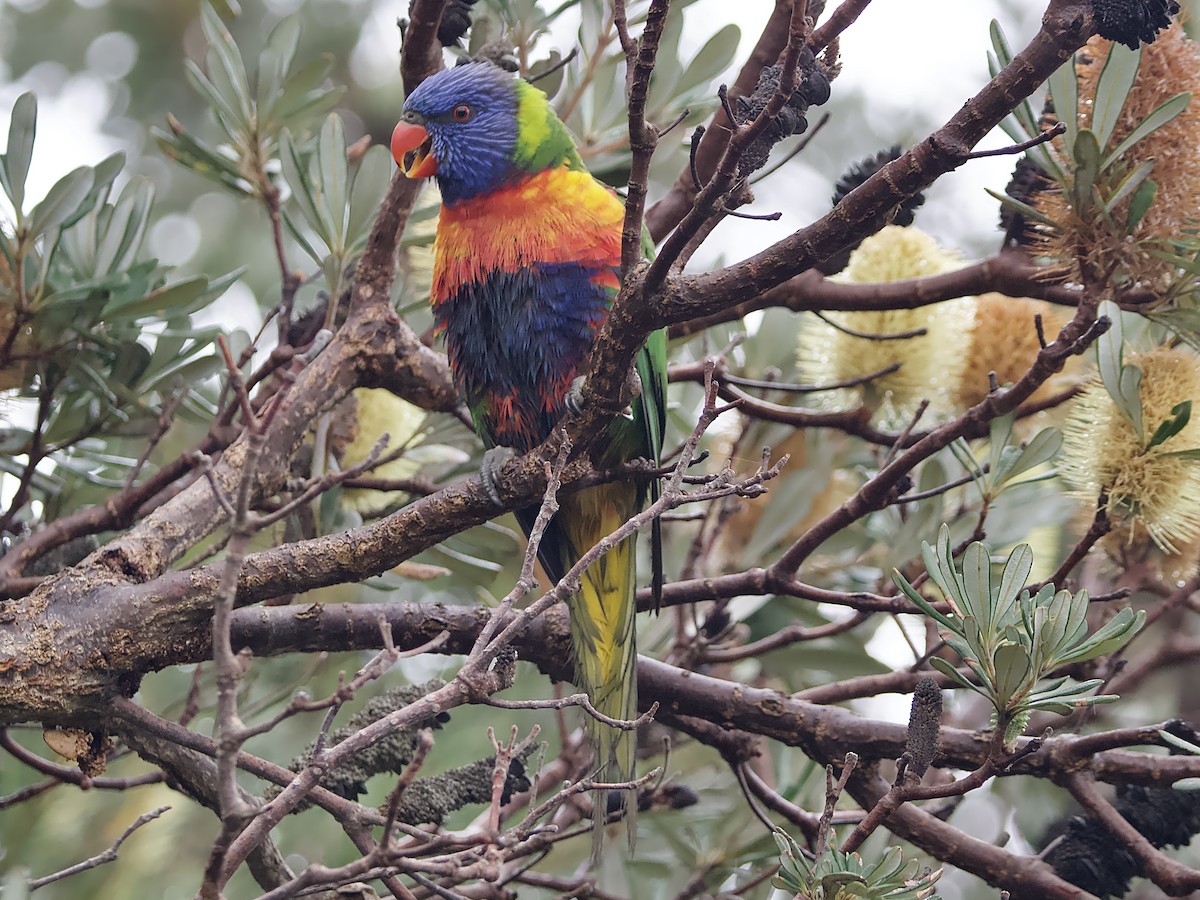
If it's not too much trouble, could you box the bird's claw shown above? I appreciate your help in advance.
[565,376,587,416]
[480,446,515,508]
[566,370,640,419]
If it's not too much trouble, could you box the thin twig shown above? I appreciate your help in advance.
[28,806,171,890]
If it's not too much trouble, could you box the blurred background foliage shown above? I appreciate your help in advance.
[3,1,1200,898]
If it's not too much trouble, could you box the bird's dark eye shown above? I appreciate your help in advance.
[452,104,472,122]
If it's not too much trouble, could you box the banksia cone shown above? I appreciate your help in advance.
[1034,23,1200,292]
[1061,346,1200,554]
[799,226,973,428]
[820,147,927,274]
[1092,0,1179,50]
[955,294,1076,409]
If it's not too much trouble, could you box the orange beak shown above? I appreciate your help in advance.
[391,120,438,178]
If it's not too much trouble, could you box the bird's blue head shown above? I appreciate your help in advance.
[392,62,582,205]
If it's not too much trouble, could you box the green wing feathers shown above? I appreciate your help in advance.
[521,329,665,854]
[635,331,669,606]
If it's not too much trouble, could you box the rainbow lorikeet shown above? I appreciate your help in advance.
[391,62,667,850]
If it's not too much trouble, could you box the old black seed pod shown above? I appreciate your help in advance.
[1092,0,1179,50]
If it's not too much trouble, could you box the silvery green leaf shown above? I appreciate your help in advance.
[281,208,325,266]
[675,23,740,96]
[1142,243,1200,271]
[1104,158,1155,214]
[993,642,1032,707]
[1007,428,1063,481]
[267,54,337,128]
[272,85,345,135]
[988,412,1015,484]
[28,167,94,238]
[1118,362,1144,442]
[93,178,154,276]
[949,437,986,485]
[1146,400,1191,451]
[257,17,301,113]
[1126,177,1157,230]
[1054,607,1145,666]
[1027,678,1105,705]
[1103,92,1190,171]
[199,2,252,127]
[1072,128,1102,209]
[986,187,1058,227]
[321,252,345,293]
[316,113,349,250]
[920,530,955,605]
[153,125,251,194]
[892,568,956,629]
[184,59,246,140]
[941,524,971,605]
[103,276,210,319]
[1095,298,1125,409]
[527,51,567,100]
[864,845,905,882]
[1047,55,1079,157]
[1092,42,1140,152]
[990,19,1015,67]
[1160,730,1200,755]
[1172,778,1200,791]
[256,45,282,121]
[3,92,37,214]
[347,145,395,251]
[280,128,329,248]
[960,613,984,658]
[1024,692,1113,714]
[961,542,991,627]
[928,656,980,693]
[944,633,978,665]
[1061,591,1091,654]
[996,543,1033,625]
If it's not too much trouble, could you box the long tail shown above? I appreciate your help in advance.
[537,483,639,857]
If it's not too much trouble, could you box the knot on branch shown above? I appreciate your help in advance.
[1092,0,1179,50]
[734,49,833,177]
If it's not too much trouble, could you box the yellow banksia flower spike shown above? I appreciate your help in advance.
[798,225,973,429]
[336,388,429,515]
[1061,345,1200,554]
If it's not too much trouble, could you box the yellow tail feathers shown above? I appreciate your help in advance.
[559,485,640,857]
